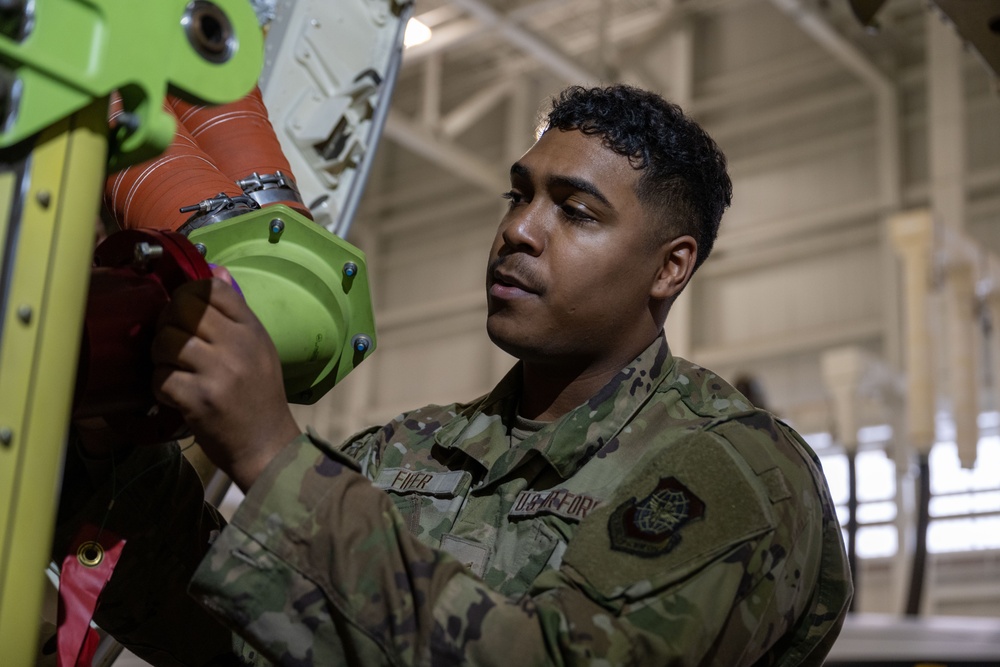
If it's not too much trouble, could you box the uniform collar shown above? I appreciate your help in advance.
[433,334,675,487]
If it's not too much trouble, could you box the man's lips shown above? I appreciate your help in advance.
[489,261,541,299]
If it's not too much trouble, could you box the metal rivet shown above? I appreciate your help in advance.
[0,427,12,446]
[16,304,30,323]
[35,190,50,208]
[343,262,358,278]
[351,334,372,354]
[193,242,207,256]
[269,218,285,235]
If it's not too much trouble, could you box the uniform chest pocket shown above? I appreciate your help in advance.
[373,468,472,543]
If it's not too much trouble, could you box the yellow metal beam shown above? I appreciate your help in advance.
[0,98,108,665]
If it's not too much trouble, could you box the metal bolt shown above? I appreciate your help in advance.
[193,242,207,256]
[16,304,30,323]
[0,427,12,446]
[269,218,285,235]
[351,334,372,354]
[343,262,358,278]
[35,190,50,208]
[134,242,164,264]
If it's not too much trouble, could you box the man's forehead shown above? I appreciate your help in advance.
[512,128,642,198]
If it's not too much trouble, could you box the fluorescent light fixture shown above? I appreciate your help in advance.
[404,18,432,48]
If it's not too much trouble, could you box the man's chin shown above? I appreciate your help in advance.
[486,317,533,360]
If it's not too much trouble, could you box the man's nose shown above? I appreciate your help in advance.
[501,203,544,255]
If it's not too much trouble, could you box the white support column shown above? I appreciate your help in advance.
[888,210,937,455]
[927,13,967,233]
[944,261,980,468]
[928,14,977,468]
[820,347,868,452]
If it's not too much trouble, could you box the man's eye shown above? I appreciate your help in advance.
[561,204,595,222]
[501,191,523,205]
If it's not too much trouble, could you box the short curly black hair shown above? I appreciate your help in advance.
[543,85,732,272]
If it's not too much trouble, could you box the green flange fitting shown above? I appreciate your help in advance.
[188,205,377,404]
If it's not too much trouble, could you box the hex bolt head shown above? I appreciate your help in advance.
[193,242,208,256]
[343,262,358,278]
[35,190,50,208]
[134,242,164,265]
[0,427,12,446]
[16,304,30,323]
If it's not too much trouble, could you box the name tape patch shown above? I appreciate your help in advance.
[509,488,603,522]
[374,467,466,496]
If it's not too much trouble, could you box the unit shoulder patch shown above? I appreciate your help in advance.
[608,476,705,557]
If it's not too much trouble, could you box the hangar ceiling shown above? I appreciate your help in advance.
[375,0,932,198]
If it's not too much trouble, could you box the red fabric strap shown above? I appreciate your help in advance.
[57,524,125,667]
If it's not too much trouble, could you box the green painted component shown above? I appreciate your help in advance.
[188,206,377,404]
[0,0,263,169]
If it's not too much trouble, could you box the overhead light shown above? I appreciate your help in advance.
[404,18,432,48]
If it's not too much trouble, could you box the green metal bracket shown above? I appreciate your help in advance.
[0,0,263,169]
[188,206,377,404]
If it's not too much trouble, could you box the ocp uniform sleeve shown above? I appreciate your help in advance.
[189,427,844,666]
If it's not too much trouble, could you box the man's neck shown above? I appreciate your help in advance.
[517,349,643,421]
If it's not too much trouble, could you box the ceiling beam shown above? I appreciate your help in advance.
[449,0,599,84]
[383,109,506,194]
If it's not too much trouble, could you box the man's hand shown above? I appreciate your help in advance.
[151,270,301,492]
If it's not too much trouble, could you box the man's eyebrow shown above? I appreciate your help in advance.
[509,162,613,209]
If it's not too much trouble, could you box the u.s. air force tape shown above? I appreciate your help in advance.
[374,467,466,496]
[508,488,603,522]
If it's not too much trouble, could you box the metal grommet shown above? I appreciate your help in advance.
[181,0,236,64]
[77,541,104,567]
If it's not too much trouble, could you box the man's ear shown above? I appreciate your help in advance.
[650,234,698,300]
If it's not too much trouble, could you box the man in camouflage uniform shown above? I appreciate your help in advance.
[56,85,851,665]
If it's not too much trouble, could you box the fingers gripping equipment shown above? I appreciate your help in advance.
[74,230,213,445]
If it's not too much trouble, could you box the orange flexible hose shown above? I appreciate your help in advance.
[105,85,311,231]
[104,98,241,231]
[170,86,311,218]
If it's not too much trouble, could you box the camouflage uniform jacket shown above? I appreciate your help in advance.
[189,335,852,666]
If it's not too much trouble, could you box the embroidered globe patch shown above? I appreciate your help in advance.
[608,476,705,557]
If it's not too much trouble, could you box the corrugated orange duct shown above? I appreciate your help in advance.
[170,85,310,217]
[104,98,240,231]
[104,85,309,231]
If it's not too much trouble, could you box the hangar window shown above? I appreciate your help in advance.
[806,417,1000,558]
